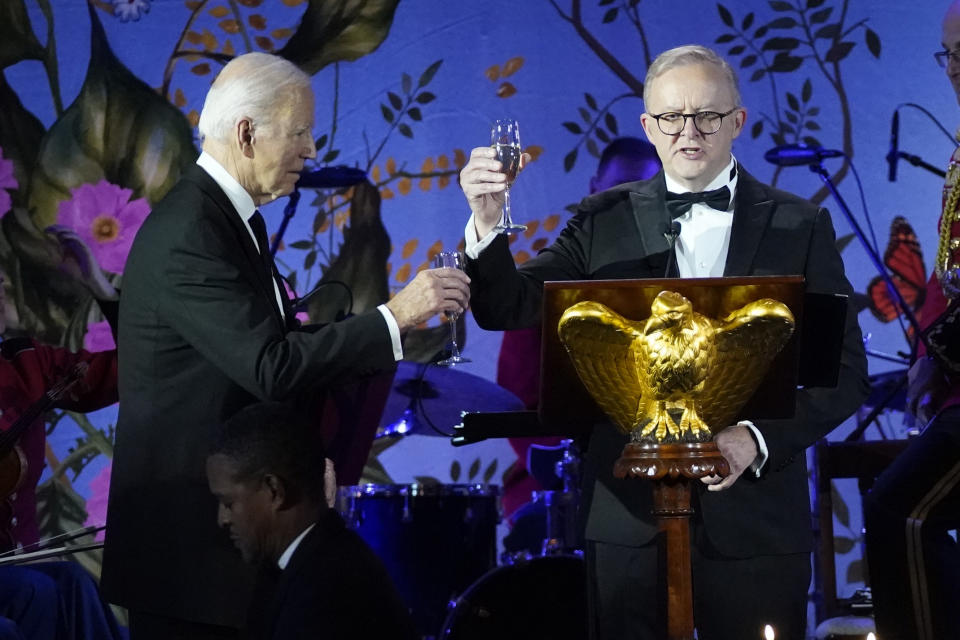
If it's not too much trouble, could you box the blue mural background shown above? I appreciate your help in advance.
[1,0,956,624]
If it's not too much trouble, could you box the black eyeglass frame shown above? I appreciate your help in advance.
[647,107,741,136]
[934,48,960,67]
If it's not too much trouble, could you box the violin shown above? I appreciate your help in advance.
[0,362,89,551]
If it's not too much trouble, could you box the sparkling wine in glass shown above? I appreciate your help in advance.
[491,118,527,234]
[433,250,471,366]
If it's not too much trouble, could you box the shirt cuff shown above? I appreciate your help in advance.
[464,213,503,259]
[376,304,404,361]
[739,420,768,477]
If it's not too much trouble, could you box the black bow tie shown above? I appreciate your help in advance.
[665,185,732,219]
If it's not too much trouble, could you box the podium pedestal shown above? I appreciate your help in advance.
[615,442,730,640]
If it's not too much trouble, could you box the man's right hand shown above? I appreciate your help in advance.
[459,146,530,238]
[385,267,471,333]
[906,356,947,424]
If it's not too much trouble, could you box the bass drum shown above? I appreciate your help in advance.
[441,555,588,640]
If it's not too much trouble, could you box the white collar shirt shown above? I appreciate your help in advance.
[277,523,316,570]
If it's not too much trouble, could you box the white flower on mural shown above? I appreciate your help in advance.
[112,0,150,22]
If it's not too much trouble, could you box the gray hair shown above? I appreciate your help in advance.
[198,52,311,142]
[643,45,741,110]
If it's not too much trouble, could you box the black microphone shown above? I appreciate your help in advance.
[663,220,681,278]
[887,109,900,182]
[763,144,843,167]
[296,166,368,190]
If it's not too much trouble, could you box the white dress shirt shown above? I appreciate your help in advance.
[277,523,316,570]
[196,153,403,360]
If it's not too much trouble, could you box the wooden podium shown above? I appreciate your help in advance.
[457,275,846,639]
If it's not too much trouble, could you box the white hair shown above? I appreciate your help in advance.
[643,45,741,110]
[197,52,311,143]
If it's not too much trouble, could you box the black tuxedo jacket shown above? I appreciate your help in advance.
[468,167,869,556]
[101,165,398,627]
[246,510,416,640]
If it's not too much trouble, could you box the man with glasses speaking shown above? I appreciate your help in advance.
[458,45,868,639]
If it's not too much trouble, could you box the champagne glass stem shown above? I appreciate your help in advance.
[447,315,461,359]
[502,186,512,228]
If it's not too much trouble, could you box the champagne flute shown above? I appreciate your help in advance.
[491,118,527,234]
[433,250,471,366]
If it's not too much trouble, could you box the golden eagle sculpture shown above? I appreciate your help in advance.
[557,291,795,443]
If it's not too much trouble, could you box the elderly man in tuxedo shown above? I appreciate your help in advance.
[459,45,868,639]
[101,52,470,640]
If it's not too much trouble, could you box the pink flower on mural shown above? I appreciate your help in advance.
[83,462,112,542]
[113,0,150,22]
[56,180,150,274]
[0,147,18,219]
[84,320,116,352]
[283,280,311,325]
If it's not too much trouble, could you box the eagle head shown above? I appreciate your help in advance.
[644,290,693,334]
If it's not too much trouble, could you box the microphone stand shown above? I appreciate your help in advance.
[891,151,946,179]
[270,188,301,257]
[807,161,926,442]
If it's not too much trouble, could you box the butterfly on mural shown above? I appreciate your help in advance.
[866,216,928,322]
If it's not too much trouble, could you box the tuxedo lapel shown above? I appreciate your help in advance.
[723,169,775,277]
[627,173,672,257]
[184,165,286,329]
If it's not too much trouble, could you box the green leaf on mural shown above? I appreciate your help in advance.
[715,34,735,44]
[290,240,313,250]
[483,459,499,484]
[831,484,850,527]
[717,4,734,28]
[754,25,769,38]
[602,8,618,23]
[786,92,800,111]
[398,123,413,138]
[321,148,340,163]
[0,0,44,70]
[809,7,833,24]
[450,459,462,482]
[741,55,758,68]
[825,41,856,63]
[815,23,841,40]
[768,16,797,29]
[0,73,45,205]
[585,137,600,158]
[418,59,442,88]
[768,1,794,12]
[769,52,803,72]
[414,91,435,104]
[595,128,610,143]
[468,457,481,480]
[387,91,403,110]
[751,120,764,138]
[763,37,800,51]
[833,535,856,554]
[380,103,394,123]
[562,121,583,134]
[584,92,598,110]
[277,0,400,75]
[865,28,881,59]
[605,112,618,135]
[742,12,754,31]
[846,559,864,583]
[27,6,196,228]
[729,45,746,56]
[805,121,821,130]
[807,0,826,7]
[563,149,578,172]
[802,78,813,102]
[401,71,412,94]
[304,249,316,270]
[407,107,422,121]
[750,69,765,82]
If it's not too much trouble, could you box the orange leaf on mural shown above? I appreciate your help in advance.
[416,261,430,274]
[438,175,450,189]
[514,251,530,264]
[485,65,500,82]
[223,39,235,55]
[381,188,395,200]
[386,262,392,276]
[398,177,412,195]
[524,219,539,237]
[317,218,331,233]
[174,88,187,107]
[502,57,524,77]
[437,155,449,169]
[187,110,200,127]
[208,6,230,17]
[201,29,217,50]
[237,0,263,6]
[281,0,304,5]
[272,28,293,39]
[525,145,544,161]
[370,165,381,182]
[255,36,274,51]
[186,30,204,44]
[454,148,467,168]
[532,238,548,251]
[248,14,267,29]
[421,157,435,172]
[497,82,517,98]
[185,0,202,9]
[191,63,211,75]
[386,157,397,176]
[219,19,241,34]
[396,264,411,283]
[418,177,431,192]
[401,239,418,259]
[427,240,443,260]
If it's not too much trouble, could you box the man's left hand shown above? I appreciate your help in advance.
[700,423,758,492]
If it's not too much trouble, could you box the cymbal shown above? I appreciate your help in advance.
[377,361,524,437]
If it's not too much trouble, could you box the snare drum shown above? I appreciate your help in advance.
[339,483,500,637]
[441,554,588,639]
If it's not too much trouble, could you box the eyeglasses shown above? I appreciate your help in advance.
[935,48,960,67]
[647,108,740,136]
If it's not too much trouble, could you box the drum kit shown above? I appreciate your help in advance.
[337,361,588,639]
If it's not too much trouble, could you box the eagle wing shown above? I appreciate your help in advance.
[698,298,795,430]
[558,301,645,434]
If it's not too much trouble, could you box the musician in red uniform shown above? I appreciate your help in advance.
[0,228,124,640]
